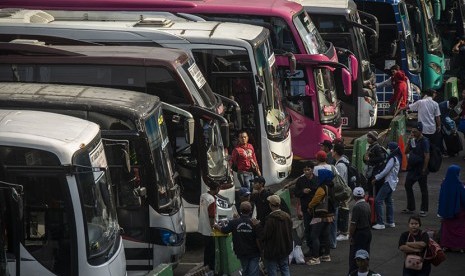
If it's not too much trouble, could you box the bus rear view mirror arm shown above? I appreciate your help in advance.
[214,93,242,130]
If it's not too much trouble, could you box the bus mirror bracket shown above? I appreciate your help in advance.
[305,85,315,97]
[284,52,296,75]
[255,75,265,104]
[185,118,195,145]
[390,40,398,58]
[370,34,379,54]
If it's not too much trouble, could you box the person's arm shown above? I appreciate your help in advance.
[349,206,359,244]
[293,177,305,198]
[375,77,393,89]
[422,139,430,175]
[230,148,238,167]
[374,158,394,181]
[251,147,261,176]
[435,115,441,133]
[207,202,216,228]
[308,187,325,209]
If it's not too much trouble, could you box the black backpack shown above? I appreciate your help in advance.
[335,159,365,190]
[428,144,442,173]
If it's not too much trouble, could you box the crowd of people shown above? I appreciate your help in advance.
[197,79,465,275]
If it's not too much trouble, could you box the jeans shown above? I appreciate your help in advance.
[405,173,429,212]
[375,182,394,225]
[310,221,330,258]
[239,256,260,276]
[265,256,290,276]
[237,171,254,190]
[329,207,339,248]
[203,235,215,271]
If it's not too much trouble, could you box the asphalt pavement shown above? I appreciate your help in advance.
[175,146,465,276]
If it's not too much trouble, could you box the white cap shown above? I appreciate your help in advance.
[353,187,365,197]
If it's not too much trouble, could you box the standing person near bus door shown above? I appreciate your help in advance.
[363,131,387,196]
[198,184,220,272]
[376,64,409,114]
[231,130,261,190]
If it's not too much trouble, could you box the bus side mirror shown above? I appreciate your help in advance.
[370,34,379,54]
[390,40,398,58]
[255,75,265,104]
[305,84,315,97]
[341,68,352,96]
[349,54,358,81]
[185,118,195,145]
[433,2,441,21]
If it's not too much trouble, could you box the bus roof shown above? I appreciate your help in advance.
[0,42,190,67]
[0,109,100,163]
[298,0,357,14]
[0,82,162,122]
[0,0,304,19]
[0,10,267,46]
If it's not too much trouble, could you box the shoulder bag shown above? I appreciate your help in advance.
[404,233,427,270]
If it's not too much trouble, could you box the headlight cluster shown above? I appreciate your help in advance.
[159,229,183,246]
[322,128,336,140]
[271,151,286,165]
[428,62,442,74]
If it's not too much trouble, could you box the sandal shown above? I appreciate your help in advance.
[306,257,320,265]
[401,209,413,214]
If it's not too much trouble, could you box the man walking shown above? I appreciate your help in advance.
[349,187,372,274]
[231,130,261,190]
[334,143,351,241]
[403,122,430,217]
[256,195,293,276]
[214,201,260,276]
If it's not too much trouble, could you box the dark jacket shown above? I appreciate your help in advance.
[364,142,387,173]
[220,215,260,258]
[250,189,290,226]
[259,209,293,260]
[294,175,318,214]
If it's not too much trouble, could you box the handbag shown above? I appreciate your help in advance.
[405,254,424,270]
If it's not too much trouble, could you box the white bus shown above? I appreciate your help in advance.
[0,109,126,276]
[0,9,293,185]
[0,82,194,274]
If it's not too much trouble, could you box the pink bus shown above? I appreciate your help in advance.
[0,0,358,161]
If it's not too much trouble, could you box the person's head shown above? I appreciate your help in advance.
[367,131,378,144]
[449,96,459,109]
[411,122,423,138]
[315,150,327,163]
[422,89,436,98]
[238,130,249,145]
[319,140,333,153]
[208,183,220,196]
[354,249,370,272]
[302,161,315,178]
[387,141,399,153]
[332,138,344,145]
[238,187,251,201]
[267,195,281,210]
[251,176,266,191]
[444,165,461,185]
[332,143,345,158]
[390,64,400,75]
[317,169,334,186]
[408,215,422,233]
[353,187,365,200]
[239,201,252,216]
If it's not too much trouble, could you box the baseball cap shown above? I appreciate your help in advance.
[267,195,281,206]
[367,131,378,141]
[415,122,423,132]
[353,187,365,197]
[315,150,327,162]
[319,140,333,149]
[239,187,251,197]
[250,175,266,184]
[355,249,370,260]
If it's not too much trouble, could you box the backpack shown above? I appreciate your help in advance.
[336,159,365,190]
[428,144,442,173]
[329,165,352,203]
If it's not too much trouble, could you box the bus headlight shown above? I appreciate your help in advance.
[271,151,286,165]
[322,128,336,140]
[429,62,442,74]
[160,229,181,246]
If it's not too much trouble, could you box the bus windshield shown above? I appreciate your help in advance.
[144,109,179,211]
[293,11,328,55]
[255,38,290,140]
[201,119,228,179]
[399,3,422,72]
[180,58,218,111]
[315,68,339,124]
[74,140,119,260]
[421,0,442,54]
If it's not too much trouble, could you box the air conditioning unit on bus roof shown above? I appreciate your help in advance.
[135,17,174,27]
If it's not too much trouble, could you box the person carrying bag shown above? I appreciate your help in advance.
[398,215,431,275]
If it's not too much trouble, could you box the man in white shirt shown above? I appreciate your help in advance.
[403,89,441,148]
[198,184,220,271]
